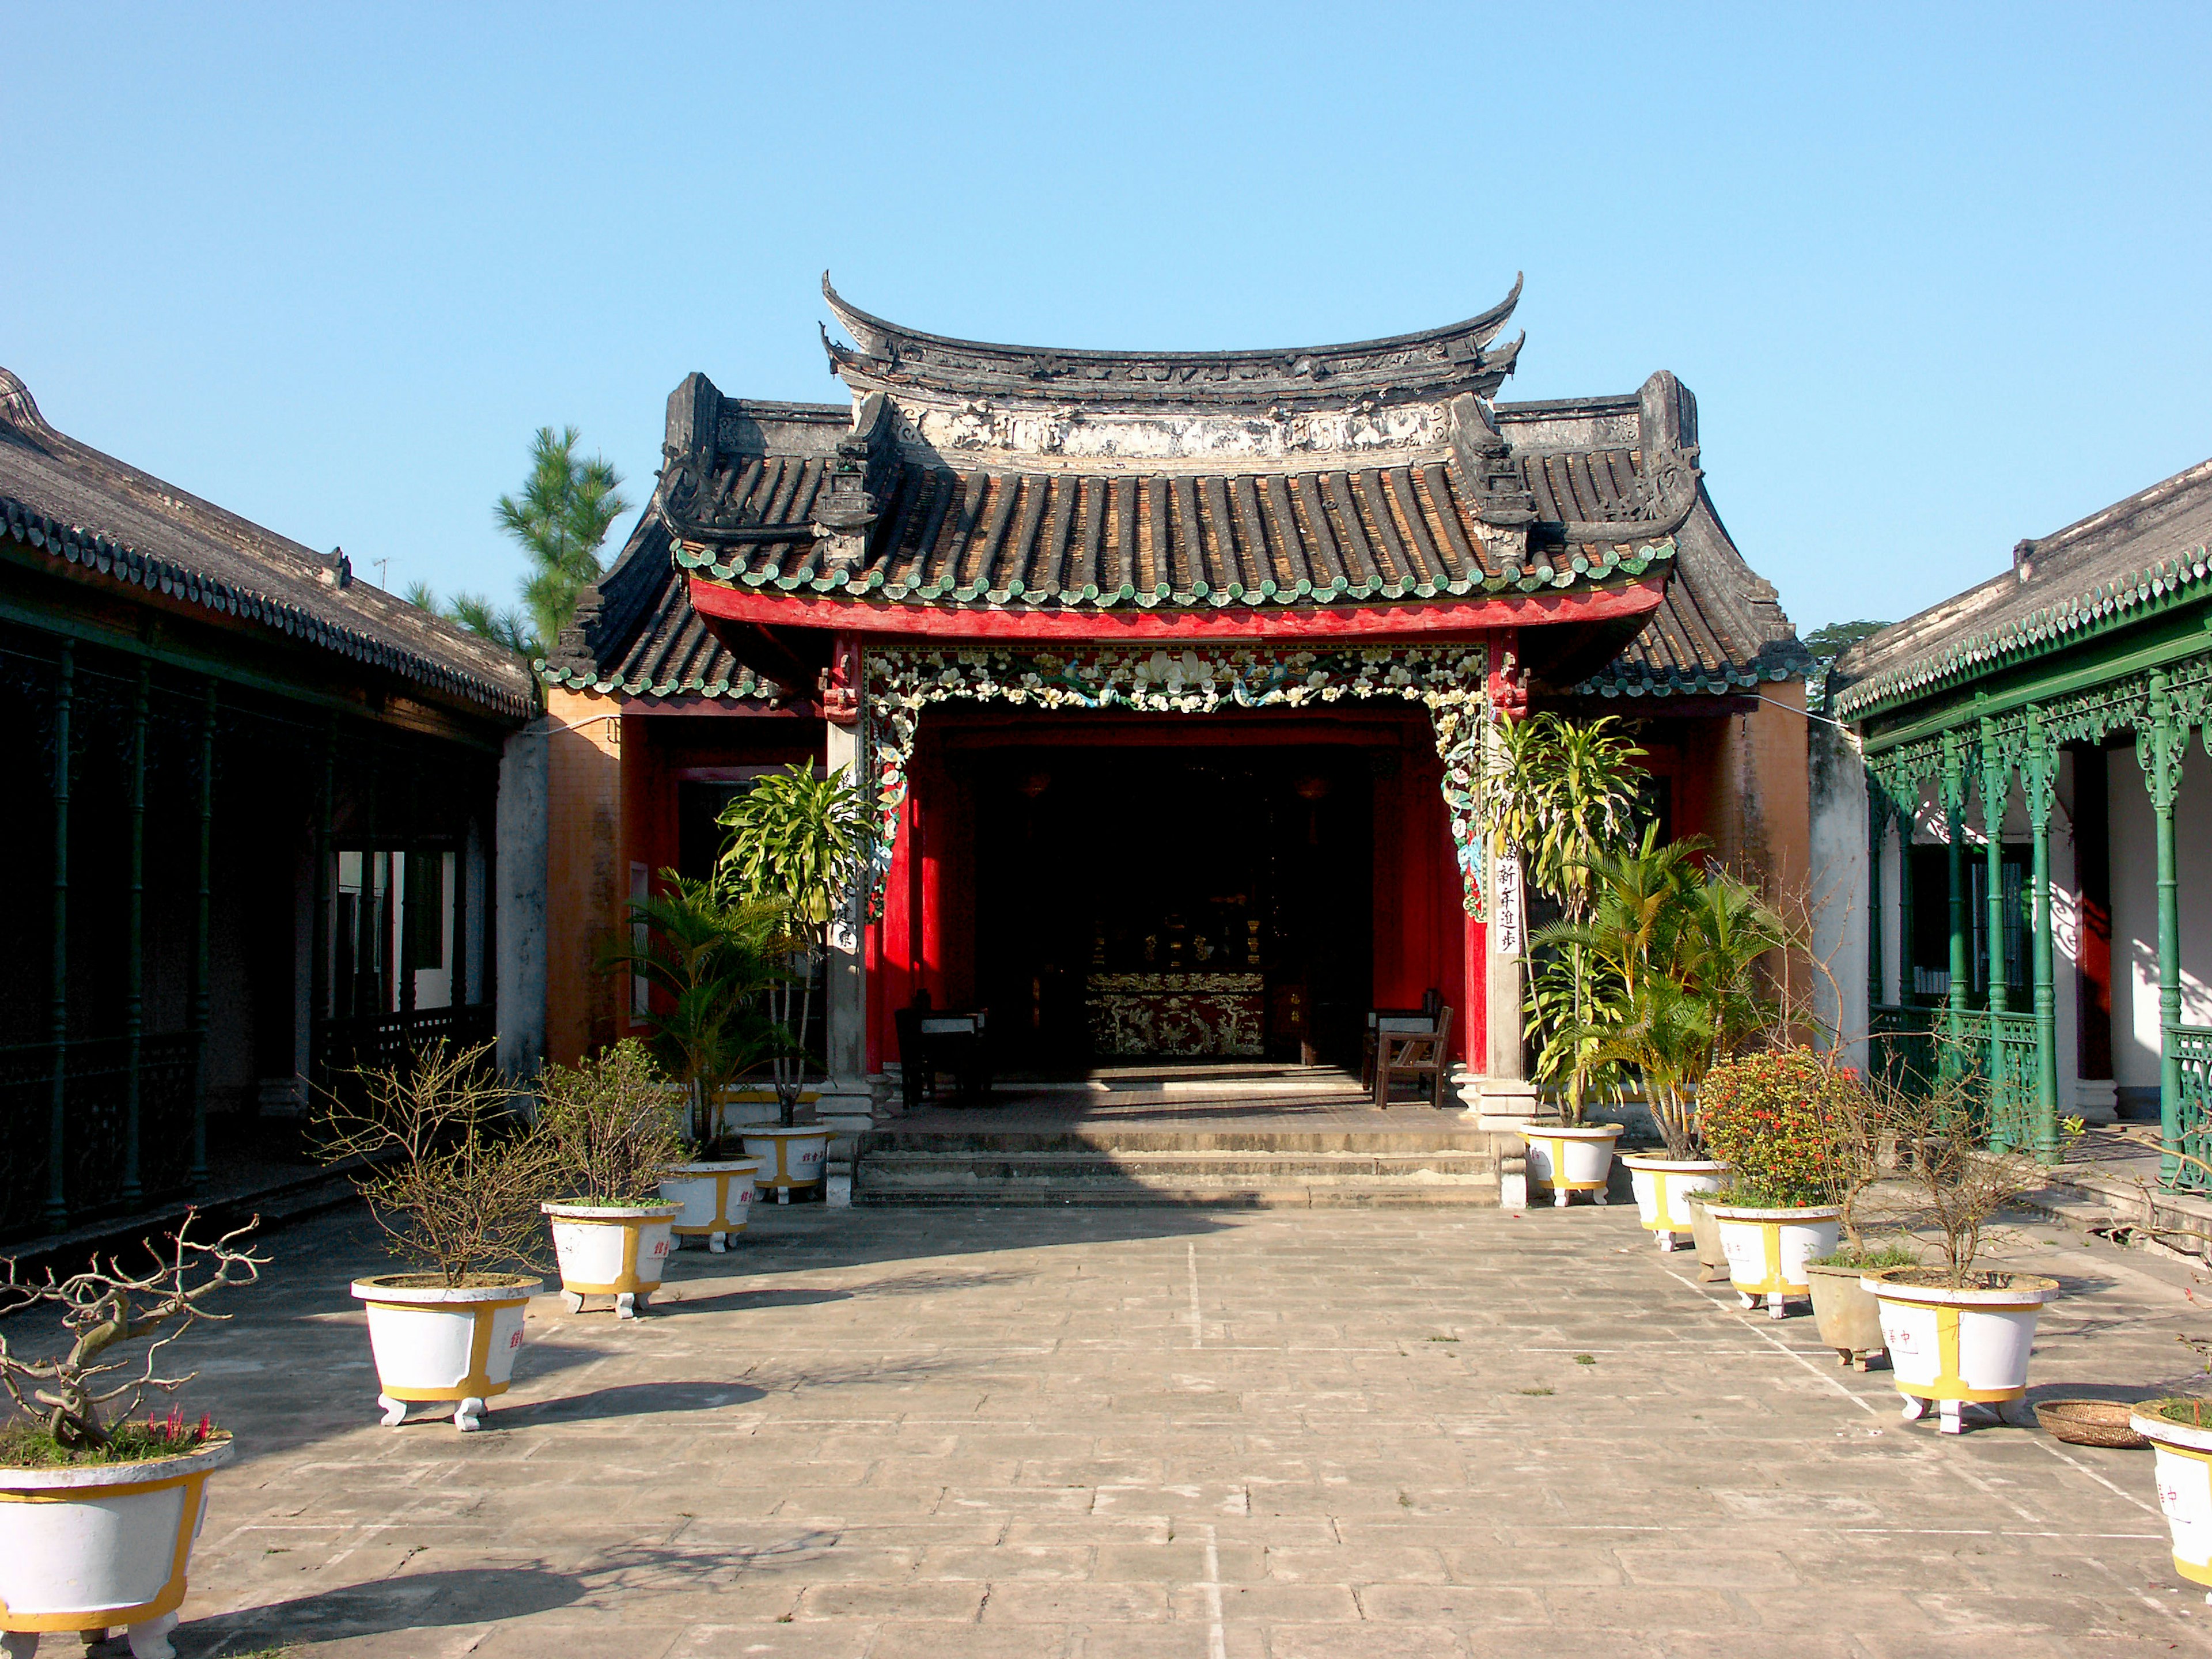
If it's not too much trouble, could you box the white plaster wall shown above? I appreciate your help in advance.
[496,717,551,1078]
[2110,744,2212,1089]
[1808,718,1868,1066]
[2050,752,2082,1103]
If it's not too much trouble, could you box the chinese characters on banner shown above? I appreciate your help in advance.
[1492,853,1524,956]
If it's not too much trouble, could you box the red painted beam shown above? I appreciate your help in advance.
[684,577,1664,643]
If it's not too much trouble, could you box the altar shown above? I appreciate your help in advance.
[1085,972,1265,1058]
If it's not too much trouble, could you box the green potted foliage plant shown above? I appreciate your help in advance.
[1699,1047,1851,1318]
[0,1214,263,1658]
[319,1040,552,1430]
[538,1039,688,1317]
[716,763,870,1199]
[603,873,790,1247]
[1533,826,1789,1236]
[1495,713,1643,1205]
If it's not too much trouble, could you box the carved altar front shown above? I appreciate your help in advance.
[1085,973,1265,1058]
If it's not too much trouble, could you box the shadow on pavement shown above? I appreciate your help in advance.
[502,1380,768,1425]
[181,1565,581,1653]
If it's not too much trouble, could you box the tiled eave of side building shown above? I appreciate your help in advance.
[1833,454,2212,724]
[0,369,536,722]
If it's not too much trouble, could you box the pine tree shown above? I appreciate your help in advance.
[496,426,630,652]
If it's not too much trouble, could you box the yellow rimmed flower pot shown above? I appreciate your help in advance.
[715,1088,819,1137]
[741,1127,832,1203]
[0,1437,231,1659]
[1865,1268,2059,1434]
[1521,1124,1623,1208]
[2134,1401,2212,1599]
[543,1202,680,1318]
[1619,1154,1726,1251]
[349,1274,540,1430]
[1709,1203,1841,1319]
[658,1158,763,1251]
[354,1283,548,1433]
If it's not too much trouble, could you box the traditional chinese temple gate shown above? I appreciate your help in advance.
[541,275,1813,1192]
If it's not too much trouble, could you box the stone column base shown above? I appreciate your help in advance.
[1459,1074,1542,1134]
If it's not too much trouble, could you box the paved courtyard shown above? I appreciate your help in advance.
[56,1196,2212,1657]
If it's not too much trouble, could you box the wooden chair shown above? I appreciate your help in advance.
[1372,1001,1454,1110]
[1361,988,1443,1090]
[896,990,992,1108]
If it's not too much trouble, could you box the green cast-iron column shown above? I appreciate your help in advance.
[121,661,149,1209]
[191,681,215,1190]
[309,717,336,1097]
[2022,711,2059,1164]
[1898,790,1918,1004]
[1981,718,2010,1141]
[1942,732,1969,1074]
[2147,672,2187,1181]
[1867,772,1886,1009]
[44,642,74,1230]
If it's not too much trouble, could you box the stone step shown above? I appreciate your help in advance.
[861,1151,1498,1181]
[853,1179,1501,1209]
[863,1128,1493,1155]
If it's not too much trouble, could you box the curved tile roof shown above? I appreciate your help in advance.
[1834,454,2212,719]
[0,369,536,721]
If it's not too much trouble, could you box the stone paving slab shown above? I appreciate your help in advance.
[22,1201,2212,1656]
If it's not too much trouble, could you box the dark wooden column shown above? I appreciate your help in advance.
[309,717,336,1094]
[44,642,73,1231]
[122,662,150,1208]
[191,680,216,1189]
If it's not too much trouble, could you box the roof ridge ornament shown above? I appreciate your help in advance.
[817,271,1525,412]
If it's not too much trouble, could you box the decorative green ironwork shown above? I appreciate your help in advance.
[2172,1022,2212,1193]
[1947,1008,2040,1152]
[862,643,1491,919]
[1869,1002,1936,1097]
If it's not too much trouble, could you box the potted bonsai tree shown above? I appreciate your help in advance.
[716,763,870,1200]
[0,1213,263,1658]
[1861,1046,2067,1434]
[603,873,790,1248]
[319,1040,552,1431]
[537,1040,688,1317]
[1495,714,1645,1207]
[1800,1058,1915,1370]
[1700,1047,1851,1318]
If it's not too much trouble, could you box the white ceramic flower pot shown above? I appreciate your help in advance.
[1521,1124,1622,1208]
[742,1127,832,1202]
[0,1437,231,1659]
[1708,1204,1842,1318]
[349,1274,540,1430]
[1619,1155,1727,1251]
[1866,1268,2058,1434]
[543,1202,681,1317]
[659,1158,762,1251]
[2133,1404,2212,1598]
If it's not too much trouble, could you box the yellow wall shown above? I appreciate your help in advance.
[544,687,623,1066]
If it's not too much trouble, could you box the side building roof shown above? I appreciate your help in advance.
[0,369,536,722]
[1833,453,2212,721]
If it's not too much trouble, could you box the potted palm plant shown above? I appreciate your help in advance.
[1700,1047,1850,1318]
[0,1213,262,1659]
[716,763,870,1200]
[1532,827,1789,1234]
[539,1040,689,1316]
[319,1041,552,1430]
[1861,1046,2065,1434]
[603,873,790,1247]
[1494,714,1643,1206]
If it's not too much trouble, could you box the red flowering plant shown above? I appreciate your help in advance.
[1698,1047,1866,1210]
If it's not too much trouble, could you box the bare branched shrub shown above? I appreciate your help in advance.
[315,1040,553,1287]
[1866,1037,2053,1288]
[536,1039,688,1206]
[0,1212,266,1450]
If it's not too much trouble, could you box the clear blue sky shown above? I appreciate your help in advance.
[8,3,2211,638]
